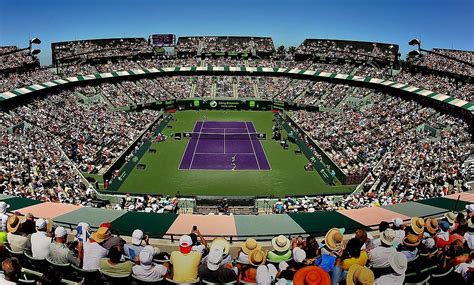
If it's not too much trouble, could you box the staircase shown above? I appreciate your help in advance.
[233,77,238,98]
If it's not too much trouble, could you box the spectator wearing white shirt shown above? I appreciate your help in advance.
[82,227,110,270]
[368,228,396,269]
[124,229,149,259]
[0,201,10,232]
[375,252,407,285]
[391,218,405,247]
[133,246,168,281]
[30,218,52,259]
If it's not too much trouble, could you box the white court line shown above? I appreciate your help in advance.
[245,122,261,170]
[189,122,204,169]
[224,127,226,154]
[249,121,272,170]
[177,121,198,170]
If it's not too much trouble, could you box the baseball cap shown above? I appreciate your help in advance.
[179,235,192,254]
[35,218,47,230]
[54,226,67,237]
[132,229,144,245]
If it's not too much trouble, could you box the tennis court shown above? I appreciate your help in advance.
[179,121,271,170]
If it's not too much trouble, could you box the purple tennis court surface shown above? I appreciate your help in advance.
[179,121,271,170]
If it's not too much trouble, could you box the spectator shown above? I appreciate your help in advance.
[391,218,405,247]
[277,247,307,280]
[6,214,30,252]
[99,244,134,276]
[198,245,237,283]
[268,235,292,262]
[346,264,374,285]
[0,257,21,284]
[398,234,420,262]
[75,222,91,243]
[293,265,331,285]
[170,235,201,282]
[241,248,267,283]
[374,252,407,285]
[0,202,10,233]
[368,228,396,269]
[30,218,51,259]
[82,226,110,270]
[132,245,168,280]
[49,226,81,266]
[124,229,149,259]
[237,238,261,264]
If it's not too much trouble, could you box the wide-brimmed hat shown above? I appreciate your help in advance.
[241,238,261,255]
[293,247,306,263]
[466,204,474,212]
[425,218,439,234]
[403,234,420,247]
[444,212,456,224]
[293,266,331,285]
[392,218,404,228]
[324,228,344,251]
[411,217,425,235]
[211,237,230,255]
[91,227,111,243]
[207,246,224,271]
[380,228,396,246]
[7,215,24,233]
[271,235,291,252]
[249,248,267,266]
[389,252,407,275]
[346,264,374,285]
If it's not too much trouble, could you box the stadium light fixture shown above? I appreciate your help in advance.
[31,49,41,56]
[29,37,42,45]
[408,39,421,47]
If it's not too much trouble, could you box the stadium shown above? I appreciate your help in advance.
[0,0,473,284]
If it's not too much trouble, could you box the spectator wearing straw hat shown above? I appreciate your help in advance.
[82,227,110,270]
[408,217,425,237]
[49,226,81,266]
[346,264,374,285]
[202,237,232,266]
[374,252,407,285]
[237,238,261,264]
[368,229,396,269]
[240,248,267,283]
[425,218,439,236]
[322,228,344,254]
[6,214,30,252]
[268,235,292,262]
[398,234,420,262]
[30,218,52,259]
[198,245,236,283]
[293,265,331,285]
[370,221,390,249]
[132,246,168,281]
[170,235,201,282]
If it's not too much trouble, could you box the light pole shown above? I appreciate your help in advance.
[0,37,41,57]
[408,38,473,67]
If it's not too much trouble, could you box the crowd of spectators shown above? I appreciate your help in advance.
[0,46,39,73]
[411,48,473,76]
[296,39,398,63]
[1,208,473,284]
[52,38,153,65]
[177,36,275,54]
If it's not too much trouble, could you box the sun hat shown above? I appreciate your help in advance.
[211,237,230,255]
[207,246,224,271]
[0,201,10,214]
[392,218,403,228]
[131,229,144,245]
[346,264,374,285]
[242,238,261,255]
[35,218,47,230]
[179,235,193,254]
[7,215,24,233]
[293,247,306,263]
[324,228,344,251]
[445,212,456,224]
[139,246,155,266]
[293,266,331,285]
[91,227,111,243]
[411,217,425,235]
[249,248,267,266]
[54,226,67,238]
[425,218,439,234]
[465,204,474,212]
[271,235,291,252]
[380,228,396,246]
[439,220,450,232]
[403,234,420,247]
[388,252,407,275]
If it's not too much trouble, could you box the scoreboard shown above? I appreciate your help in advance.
[150,34,175,47]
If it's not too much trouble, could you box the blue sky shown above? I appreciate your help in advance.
[1,0,473,65]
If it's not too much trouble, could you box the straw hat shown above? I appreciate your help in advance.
[444,212,456,224]
[249,248,267,266]
[7,215,24,234]
[425,218,439,235]
[380,228,396,246]
[293,266,331,285]
[346,264,374,285]
[91,227,111,243]
[211,237,230,255]
[403,234,420,247]
[411,217,425,235]
[271,235,291,252]
[324,228,343,251]
[241,238,261,255]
